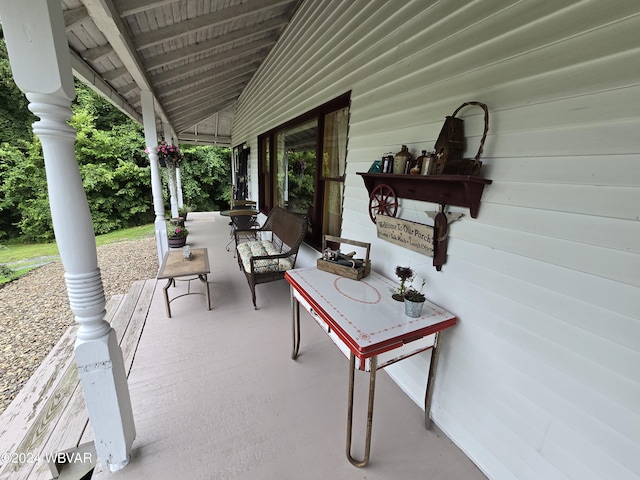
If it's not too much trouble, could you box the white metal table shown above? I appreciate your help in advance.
[285,267,456,467]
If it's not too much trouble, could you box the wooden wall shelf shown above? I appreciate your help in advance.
[357,173,492,218]
[357,172,492,271]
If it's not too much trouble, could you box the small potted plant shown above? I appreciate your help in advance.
[392,266,414,301]
[403,279,426,318]
[178,205,192,221]
[167,221,189,248]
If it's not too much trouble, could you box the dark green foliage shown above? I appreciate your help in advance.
[73,82,133,131]
[0,262,16,281]
[0,25,36,145]
[178,145,232,212]
[79,160,154,235]
[287,151,316,212]
[70,86,148,168]
[70,87,154,234]
[0,26,37,238]
[0,141,51,241]
[0,31,231,241]
[0,83,154,241]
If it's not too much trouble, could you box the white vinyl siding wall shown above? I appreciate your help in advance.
[232,1,640,479]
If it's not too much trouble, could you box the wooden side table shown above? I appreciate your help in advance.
[285,267,456,467]
[157,248,211,318]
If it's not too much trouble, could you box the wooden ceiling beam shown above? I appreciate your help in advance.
[158,64,256,100]
[174,99,237,132]
[177,132,232,146]
[118,81,139,97]
[149,44,270,85]
[82,0,172,125]
[154,56,262,95]
[144,22,282,71]
[103,66,129,82]
[162,73,254,107]
[82,44,114,63]
[70,50,141,123]
[64,6,89,30]
[166,85,246,116]
[133,0,295,50]
[113,0,176,18]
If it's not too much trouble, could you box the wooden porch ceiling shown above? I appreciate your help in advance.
[62,0,302,145]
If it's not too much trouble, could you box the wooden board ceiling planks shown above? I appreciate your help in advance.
[62,0,301,145]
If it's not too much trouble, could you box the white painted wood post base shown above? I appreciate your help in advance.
[75,328,135,472]
[155,215,170,262]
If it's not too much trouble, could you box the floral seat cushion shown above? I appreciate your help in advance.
[236,240,294,273]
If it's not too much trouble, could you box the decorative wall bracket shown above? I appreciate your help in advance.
[359,173,492,270]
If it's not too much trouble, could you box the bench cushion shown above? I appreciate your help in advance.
[237,240,294,273]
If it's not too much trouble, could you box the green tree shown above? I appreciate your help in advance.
[1,29,232,241]
[178,145,231,212]
[0,84,154,241]
[0,25,35,145]
[65,88,153,235]
[0,26,37,238]
[0,140,50,240]
[74,82,133,132]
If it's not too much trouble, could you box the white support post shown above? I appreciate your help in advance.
[166,164,179,219]
[0,0,135,472]
[176,168,184,209]
[167,125,184,208]
[163,124,181,215]
[141,91,168,263]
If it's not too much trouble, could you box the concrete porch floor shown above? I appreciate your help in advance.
[93,212,487,480]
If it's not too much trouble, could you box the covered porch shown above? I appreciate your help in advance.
[93,212,485,479]
[4,2,636,478]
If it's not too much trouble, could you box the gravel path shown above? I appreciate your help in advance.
[0,237,159,415]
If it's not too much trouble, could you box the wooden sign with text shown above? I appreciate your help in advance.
[375,215,434,257]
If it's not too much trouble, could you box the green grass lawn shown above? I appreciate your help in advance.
[0,224,155,284]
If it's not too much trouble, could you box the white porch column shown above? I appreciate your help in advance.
[163,124,182,215]
[141,90,168,262]
[0,0,135,472]
[176,168,185,209]
[170,129,185,210]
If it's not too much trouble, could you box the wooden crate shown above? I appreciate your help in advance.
[316,235,371,280]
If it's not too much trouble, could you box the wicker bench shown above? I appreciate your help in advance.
[235,207,307,309]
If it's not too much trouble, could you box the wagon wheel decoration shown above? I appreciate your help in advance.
[368,183,399,223]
